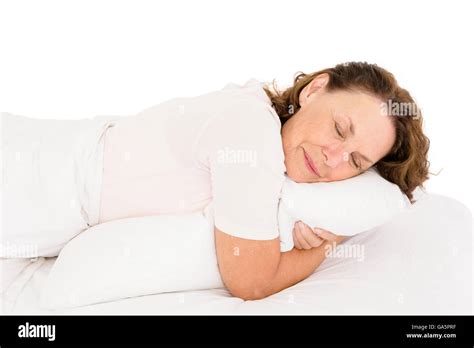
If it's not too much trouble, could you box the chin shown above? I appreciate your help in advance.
[284,163,309,183]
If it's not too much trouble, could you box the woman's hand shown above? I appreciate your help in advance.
[292,220,342,250]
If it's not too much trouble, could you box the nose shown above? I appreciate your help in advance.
[322,142,350,168]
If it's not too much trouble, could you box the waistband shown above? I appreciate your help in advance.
[73,119,116,227]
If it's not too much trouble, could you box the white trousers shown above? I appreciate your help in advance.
[1,112,116,258]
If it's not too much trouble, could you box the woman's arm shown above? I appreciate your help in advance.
[215,226,346,300]
[258,236,346,299]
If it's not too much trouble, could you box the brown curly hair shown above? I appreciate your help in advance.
[262,62,431,203]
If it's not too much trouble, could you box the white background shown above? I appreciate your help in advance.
[1,0,473,214]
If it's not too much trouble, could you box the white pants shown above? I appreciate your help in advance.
[1,112,116,258]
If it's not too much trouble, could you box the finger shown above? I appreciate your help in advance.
[313,227,340,242]
[296,231,312,250]
[298,222,325,248]
[292,226,303,249]
[294,222,312,250]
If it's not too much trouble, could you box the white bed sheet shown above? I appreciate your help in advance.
[1,191,472,315]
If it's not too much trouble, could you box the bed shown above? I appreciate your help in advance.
[1,189,472,315]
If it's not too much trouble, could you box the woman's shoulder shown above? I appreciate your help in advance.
[221,78,262,91]
[195,80,285,168]
[216,78,281,129]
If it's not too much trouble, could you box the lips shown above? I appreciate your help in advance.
[303,149,320,177]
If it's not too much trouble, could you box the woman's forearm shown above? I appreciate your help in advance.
[258,237,345,299]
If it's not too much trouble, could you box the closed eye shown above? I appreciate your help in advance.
[334,121,344,138]
[351,155,362,170]
[335,120,362,171]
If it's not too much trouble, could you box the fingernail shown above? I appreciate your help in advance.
[313,228,321,235]
[297,221,304,230]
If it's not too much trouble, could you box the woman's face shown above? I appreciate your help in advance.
[281,73,396,183]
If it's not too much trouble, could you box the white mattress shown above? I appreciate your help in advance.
[1,191,472,315]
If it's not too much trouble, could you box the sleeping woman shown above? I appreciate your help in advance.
[96,61,430,300]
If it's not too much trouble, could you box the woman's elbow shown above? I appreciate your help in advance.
[226,282,272,301]
[214,227,281,300]
[224,272,277,300]
[222,265,278,300]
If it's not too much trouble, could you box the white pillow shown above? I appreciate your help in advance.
[40,208,224,309]
[40,168,410,309]
[277,167,410,251]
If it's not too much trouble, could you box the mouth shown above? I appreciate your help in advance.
[303,148,320,177]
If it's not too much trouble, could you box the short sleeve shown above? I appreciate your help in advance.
[198,101,286,240]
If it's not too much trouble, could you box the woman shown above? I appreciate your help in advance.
[97,62,430,300]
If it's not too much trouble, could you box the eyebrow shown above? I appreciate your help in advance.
[346,116,374,165]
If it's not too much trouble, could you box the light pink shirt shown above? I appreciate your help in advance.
[99,79,286,240]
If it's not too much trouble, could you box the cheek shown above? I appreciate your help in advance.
[299,118,328,141]
[304,123,333,149]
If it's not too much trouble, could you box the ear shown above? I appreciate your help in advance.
[299,73,330,107]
